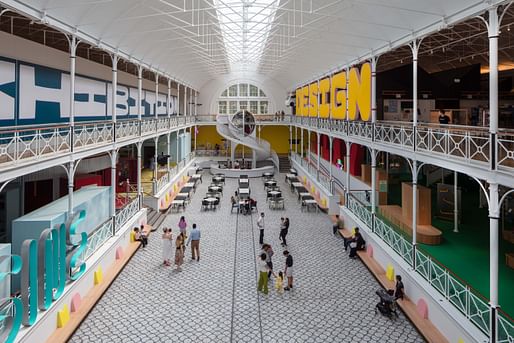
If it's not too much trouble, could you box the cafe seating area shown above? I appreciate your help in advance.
[262,173,285,210]
[201,173,225,211]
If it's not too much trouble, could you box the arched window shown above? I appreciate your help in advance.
[218,83,269,115]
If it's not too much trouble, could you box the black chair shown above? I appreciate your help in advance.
[201,199,210,211]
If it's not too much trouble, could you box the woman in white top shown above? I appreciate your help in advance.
[161,228,173,266]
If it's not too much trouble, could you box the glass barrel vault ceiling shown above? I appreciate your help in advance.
[213,0,279,70]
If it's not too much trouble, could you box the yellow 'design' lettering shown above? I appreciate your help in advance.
[348,62,371,121]
[309,82,318,117]
[301,85,309,116]
[318,78,330,118]
[295,63,371,121]
[331,70,346,119]
[295,88,303,115]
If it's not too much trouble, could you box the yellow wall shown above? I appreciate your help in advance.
[260,126,291,154]
[195,125,224,149]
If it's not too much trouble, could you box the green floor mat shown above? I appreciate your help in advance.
[386,174,514,318]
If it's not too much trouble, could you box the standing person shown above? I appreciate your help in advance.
[279,217,289,247]
[333,215,344,236]
[279,218,286,245]
[187,223,201,261]
[257,253,270,295]
[282,217,289,246]
[166,229,174,264]
[162,228,172,266]
[175,232,185,271]
[178,216,187,235]
[257,212,265,245]
[392,275,405,300]
[283,250,294,291]
[438,109,450,124]
[262,244,274,278]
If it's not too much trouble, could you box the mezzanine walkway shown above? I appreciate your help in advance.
[69,172,424,343]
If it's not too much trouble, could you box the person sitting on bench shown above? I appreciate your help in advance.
[345,227,365,258]
[388,275,405,300]
[134,227,148,248]
[333,215,344,236]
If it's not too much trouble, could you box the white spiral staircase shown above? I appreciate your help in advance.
[216,114,279,169]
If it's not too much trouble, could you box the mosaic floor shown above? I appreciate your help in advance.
[69,171,425,343]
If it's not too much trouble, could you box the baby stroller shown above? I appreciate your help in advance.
[375,289,399,319]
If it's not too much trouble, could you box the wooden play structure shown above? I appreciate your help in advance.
[379,182,442,245]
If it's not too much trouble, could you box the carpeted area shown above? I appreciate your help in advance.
[387,173,514,318]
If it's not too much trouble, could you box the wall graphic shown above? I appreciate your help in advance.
[0,56,178,126]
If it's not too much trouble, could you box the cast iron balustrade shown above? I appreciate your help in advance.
[345,193,506,339]
[153,171,171,195]
[0,124,71,166]
[292,117,514,177]
[115,197,140,231]
[115,119,139,141]
[0,117,195,174]
[78,218,114,262]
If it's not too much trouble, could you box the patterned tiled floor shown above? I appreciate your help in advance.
[69,172,425,343]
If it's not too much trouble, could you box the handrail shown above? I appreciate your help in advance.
[346,193,499,337]
[415,244,490,303]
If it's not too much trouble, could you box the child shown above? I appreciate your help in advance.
[178,216,187,235]
[274,271,284,294]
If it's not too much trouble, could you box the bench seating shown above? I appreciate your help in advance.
[379,205,442,245]
[48,224,153,343]
[332,218,448,343]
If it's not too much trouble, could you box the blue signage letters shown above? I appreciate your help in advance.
[0,210,88,343]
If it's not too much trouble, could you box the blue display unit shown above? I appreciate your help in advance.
[11,185,110,290]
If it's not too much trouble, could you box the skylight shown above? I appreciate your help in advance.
[213,0,279,70]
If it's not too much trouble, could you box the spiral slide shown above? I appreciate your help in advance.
[216,114,279,169]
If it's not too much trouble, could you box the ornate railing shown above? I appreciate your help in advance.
[73,121,113,150]
[115,120,139,141]
[345,193,503,338]
[157,117,169,132]
[115,198,140,231]
[346,194,373,228]
[497,129,514,172]
[498,312,514,343]
[79,219,113,262]
[0,117,195,171]
[415,248,491,335]
[416,124,490,165]
[374,214,413,265]
[154,171,170,195]
[141,119,156,135]
[0,300,12,335]
[375,121,414,148]
[0,125,71,167]
[292,117,514,175]
[348,121,372,140]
